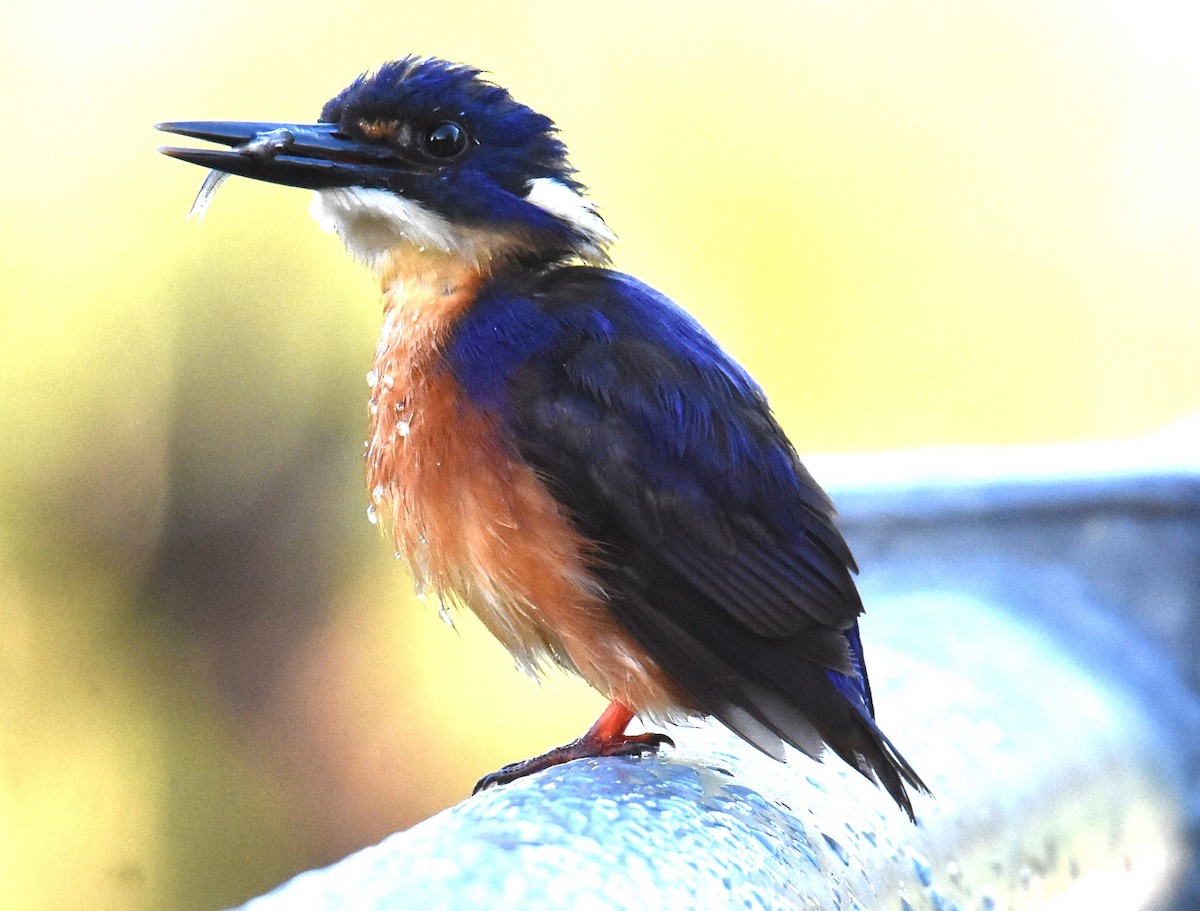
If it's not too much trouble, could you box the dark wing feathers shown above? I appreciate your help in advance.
[448,266,927,818]
[502,269,863,642]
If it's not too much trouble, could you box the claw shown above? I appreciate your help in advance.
[473,703,674,793]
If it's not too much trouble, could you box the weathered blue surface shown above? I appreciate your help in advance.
[238,600,1193,910]
[237,429,1200,911]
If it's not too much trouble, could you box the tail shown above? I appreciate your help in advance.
[608,582,931,820]
[822,630,931,820]
[821,690,930,822]
[716,660,931,822]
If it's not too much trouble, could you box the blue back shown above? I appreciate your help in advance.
[446,265,875,718]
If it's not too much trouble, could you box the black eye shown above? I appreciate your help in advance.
[422,121,469,159]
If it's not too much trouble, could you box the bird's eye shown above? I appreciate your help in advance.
[422,121,469,160]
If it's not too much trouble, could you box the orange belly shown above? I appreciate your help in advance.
[364,256,688,719]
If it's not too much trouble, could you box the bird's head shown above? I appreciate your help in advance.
[158,57,613,274]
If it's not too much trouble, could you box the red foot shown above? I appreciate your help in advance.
[473,701,674,793]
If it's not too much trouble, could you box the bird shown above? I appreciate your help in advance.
[157,56,928,819]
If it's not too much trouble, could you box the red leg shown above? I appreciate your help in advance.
[473,701,674,793]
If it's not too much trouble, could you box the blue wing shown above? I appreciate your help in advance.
[448,266,922,813]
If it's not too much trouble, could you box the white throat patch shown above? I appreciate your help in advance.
[310,179,614,272]
[310,187,496,269]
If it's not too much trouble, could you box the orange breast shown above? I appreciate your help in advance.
[364,253,689,720]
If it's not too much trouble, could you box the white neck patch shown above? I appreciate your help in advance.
[524,177,615,256]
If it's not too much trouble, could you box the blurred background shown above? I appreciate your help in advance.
[2,1,1199,909]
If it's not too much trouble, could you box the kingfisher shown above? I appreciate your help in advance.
[157,56,927,819]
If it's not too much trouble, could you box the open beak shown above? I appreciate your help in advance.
[156,120,400,190]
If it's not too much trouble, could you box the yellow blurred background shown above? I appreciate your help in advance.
[2,2,1198,909]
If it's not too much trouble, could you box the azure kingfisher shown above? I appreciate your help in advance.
[157,56,928,819]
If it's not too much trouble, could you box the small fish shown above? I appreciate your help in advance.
[187,169,231,222]
[185,128,295,221]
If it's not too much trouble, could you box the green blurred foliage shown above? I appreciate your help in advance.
[2,1,1199,909]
